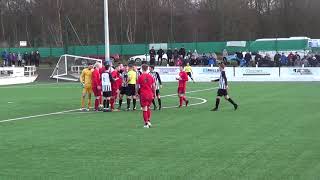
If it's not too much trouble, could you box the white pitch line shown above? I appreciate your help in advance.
[62,96,207,115]
[0,109,79,123]
[0,87,217,123]
[162,96,207,109]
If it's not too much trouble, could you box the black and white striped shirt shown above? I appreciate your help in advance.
[149,71,162,90]
[219,70,228,90]
[214,70,228,90]
[121,72,128,87]
[101,72,113,92]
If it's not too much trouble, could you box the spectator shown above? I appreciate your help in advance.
[280,53,288,66]
[240,58,247,67]
[186,50,192,59]
[222,49,228,62]
[274,52,281,67]
[208,55,217,66]
[167,48,173,65]
[149,47,156,65]
[310,56,318,67]
[29,51,34,65]
[8,52,13,66]
[35,51,41,67]
[236,52,243,66]
[23,52,29,66]
[1,51,8,66]
[302,56,310,67]
[179,46,186,59]
[17,53,22,67]
[157,48,164,66]
[287,52,294,66]
[176,55,183,66]
[12,53,17,66]
[244,52,252,66]
[212,52,217,60]
[173,48,179,61]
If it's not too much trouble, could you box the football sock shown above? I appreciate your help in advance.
[119,99,123,107]
[81,97,85,108]
[158,99,162,107]
[94,99,99,110]
[215,98,220,109]
[103,99,107,108]
[182,96,187,102]
[99,96,102,105]
[143,111,148,124]
[179,97,183,106]
[127,99,131,109]
[106,100,110,109]
[152,100,156,107]
[110,99,114,109]
[227,98,237,106]
[133,99,137,109]
[147,108,151,120]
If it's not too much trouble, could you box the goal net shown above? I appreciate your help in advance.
[51,54,103,81]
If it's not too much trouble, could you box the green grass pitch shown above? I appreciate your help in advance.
[1,82,320,180]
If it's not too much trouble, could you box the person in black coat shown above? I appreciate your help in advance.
[274,52,281,67]
[167,48,173,65]
[179,46,186,59]
[35,51,41,67]
[23,52,29,66]
[149,47,156,66]
[30,51,35,66]
[244,52,252,67]
[157,48,164,66]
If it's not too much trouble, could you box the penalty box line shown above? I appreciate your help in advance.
[0,87,218,124]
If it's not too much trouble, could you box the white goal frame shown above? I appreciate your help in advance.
[51,54,103,82]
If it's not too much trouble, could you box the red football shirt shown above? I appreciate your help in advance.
[92,68,101,87]
[111,70,120,90]
[138,73,155,96]
[178,71,188,88]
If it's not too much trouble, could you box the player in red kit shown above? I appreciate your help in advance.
[92,62,102,111]
[137,64,155,128]
[110,65,121,111]
[176,66,189,108]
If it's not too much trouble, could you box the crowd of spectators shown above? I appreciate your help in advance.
[149,46,218,67]
[149,46,320,67]
[1,50,41,67]
[236,51,320,67]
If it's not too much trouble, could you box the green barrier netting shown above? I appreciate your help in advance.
[1,40,309,59]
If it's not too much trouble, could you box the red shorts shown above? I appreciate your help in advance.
[177,87,186,94]
[92,86,102,97]
[140,95,153,107]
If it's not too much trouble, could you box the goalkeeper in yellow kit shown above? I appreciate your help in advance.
[80,63,94,111]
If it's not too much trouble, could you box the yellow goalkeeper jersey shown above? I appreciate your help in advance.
[80,68,93,87]
[184,65,192,73]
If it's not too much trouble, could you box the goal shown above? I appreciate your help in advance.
[51,54,103,81]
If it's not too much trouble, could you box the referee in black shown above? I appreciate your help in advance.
[211,63,238,111]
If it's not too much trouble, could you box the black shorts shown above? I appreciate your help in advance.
[120,86,128,95]
[127,84,136,96]
[103,91,112,98]
[156,89,160,96]
[187,72,192,77]
[217,89,228,97]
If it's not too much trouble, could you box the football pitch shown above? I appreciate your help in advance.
[1,82,320,180]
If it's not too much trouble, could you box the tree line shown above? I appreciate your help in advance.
[0,0,319,47]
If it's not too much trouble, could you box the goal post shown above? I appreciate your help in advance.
[51,54,103,81]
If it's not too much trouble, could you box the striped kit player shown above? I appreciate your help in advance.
[101,64,114,111]
[149,66,162,110]
[118,65,129,110]
[211,63,238,111]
